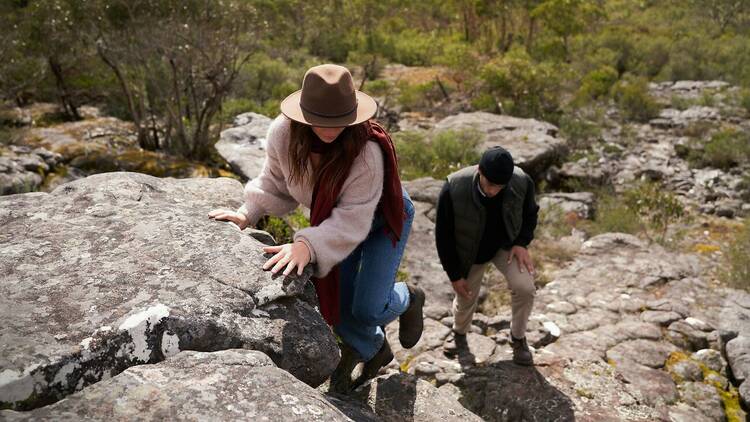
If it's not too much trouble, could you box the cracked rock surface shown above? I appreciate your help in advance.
[0,172,338,411]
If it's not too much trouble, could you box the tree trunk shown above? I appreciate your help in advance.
[48,56,81,120]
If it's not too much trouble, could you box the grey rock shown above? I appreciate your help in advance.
[669,359,704,382]
[402,177,444,205]
[546,301,577,315]
[400,201,455,316]
[387,318,450,365]
[455,360,576,421]
[667,320,709,351]
[538,192,596,219]
[704,372,728,390]
[434,112,567,179]
[691,349,725,373]
[215,112,273,180]
[350,372,483,421]
[740,380,749,409]
[641,310,682,326]
[0,145,62,195]
[678,381,725,422]
[552,160,606,189]
[0,173,338,410]
[667,403,714,422]
[1,350,352,421]
[613,359,678,406]
[726,336,750,384]
[606,340,678,369]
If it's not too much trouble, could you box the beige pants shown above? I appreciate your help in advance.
[452,248,536,339]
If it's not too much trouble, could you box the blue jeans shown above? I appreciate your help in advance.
[334,188,415,361]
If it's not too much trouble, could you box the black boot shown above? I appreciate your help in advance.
[511,335,534,366]
[330,342,362,394]
[353,334,394,389]
[399,285,425,348]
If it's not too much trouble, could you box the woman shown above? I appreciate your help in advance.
[208,64,425,391]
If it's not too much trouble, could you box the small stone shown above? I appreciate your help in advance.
[691,349,725,373]
[546,301,577,315]
[684,317,713,332]
[641,310,681,326]
[669,359,703,382]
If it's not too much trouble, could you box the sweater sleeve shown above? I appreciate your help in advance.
[293,142,384,278]
[238,116,299,226]
[512,175,540,248]
[435,182,464,282]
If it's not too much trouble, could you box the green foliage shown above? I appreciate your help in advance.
[478,47,565,122]
[396,80,451,112]
[623,182,685,243]
[583,182,685,243]
[740,89,750,115]
[583,189,642,236]
[256,208,310,245]
[559,111,603,152]
[610,76,661,123]
[721,221,750,292]
[688,129,750,170]
[394,129,482,180]
[576,66,619,103]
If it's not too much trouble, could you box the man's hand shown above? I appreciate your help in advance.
[262,241,311,276]
[208,208,249,230]
[508,245,535,275]
[451,278,472,299]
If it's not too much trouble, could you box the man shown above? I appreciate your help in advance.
[435,146,539,366]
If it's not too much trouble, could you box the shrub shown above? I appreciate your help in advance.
[610,76,661,123]
[721,221,750,291]
[478,47,564,121]
[582,189,642,236]
[740,89,750,115]
[689,129,750,170]
[396,80,444,112]
[623,181,685,243]
[394,129,482,180]
[576,66,619,102]
[558,110,603,151]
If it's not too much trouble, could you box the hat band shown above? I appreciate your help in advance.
[299,99,359,118]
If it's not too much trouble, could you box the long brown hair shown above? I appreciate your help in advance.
[288,120,369,199]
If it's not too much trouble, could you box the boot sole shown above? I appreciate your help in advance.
[399,287,425,349]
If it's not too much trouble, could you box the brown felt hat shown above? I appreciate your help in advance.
[280,64,378,127]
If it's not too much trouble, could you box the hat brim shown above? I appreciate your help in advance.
[279,90,378,127]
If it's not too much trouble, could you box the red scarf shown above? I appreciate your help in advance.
[309,120,404,326]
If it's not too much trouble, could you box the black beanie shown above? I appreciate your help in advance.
[479,146,514,185]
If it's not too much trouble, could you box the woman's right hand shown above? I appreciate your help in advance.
[208,209,249,230]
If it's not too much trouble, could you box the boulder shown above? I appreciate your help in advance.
[0,172,338,411]
[1,350,353,421]
[434,112,567,179]
[538,192,596,219]
[215,112,273,180]
[402,177,444,205]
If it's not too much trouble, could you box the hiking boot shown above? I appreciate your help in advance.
[511,335,534,366]
[330,342,362,394]
[443,331,467,357]
[399,285,425,348]
[353,334,394,389]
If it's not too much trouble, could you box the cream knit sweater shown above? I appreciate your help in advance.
[238,115,385,277]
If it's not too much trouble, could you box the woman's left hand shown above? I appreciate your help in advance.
[262,241,311,276]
